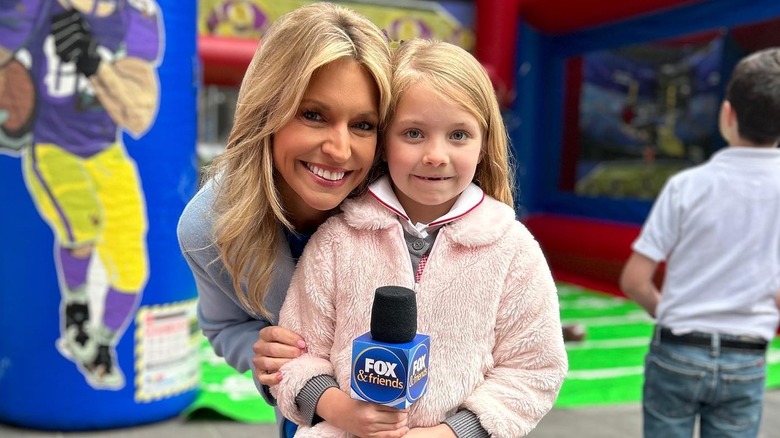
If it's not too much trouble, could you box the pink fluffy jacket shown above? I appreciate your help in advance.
[272,193,568,437]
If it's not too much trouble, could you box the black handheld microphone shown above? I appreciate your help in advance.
[371,285,417,343]
[350,286,430,408]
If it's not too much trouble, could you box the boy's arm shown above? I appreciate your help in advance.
[620,252,661,318]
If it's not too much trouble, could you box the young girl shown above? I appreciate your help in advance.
[272,39,568,437]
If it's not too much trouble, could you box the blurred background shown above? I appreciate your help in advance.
[2,0,780,435]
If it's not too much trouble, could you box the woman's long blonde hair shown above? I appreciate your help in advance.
[208,3,392,318]
[390,39,515,207]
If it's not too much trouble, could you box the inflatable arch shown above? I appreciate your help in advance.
[0,0,199,430]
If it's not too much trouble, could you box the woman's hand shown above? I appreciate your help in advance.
[252,325,306,386]
[317,388,409,438]
[404,425,455,438]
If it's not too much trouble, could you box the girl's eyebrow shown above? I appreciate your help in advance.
[394,118,427,125]
[394,118,477,128]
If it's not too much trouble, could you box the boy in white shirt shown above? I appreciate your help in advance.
[620,47,780,438]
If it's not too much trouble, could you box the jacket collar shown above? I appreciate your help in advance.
[342,182,517,248]
[366,176,485,237]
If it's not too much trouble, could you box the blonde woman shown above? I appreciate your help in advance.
[177,3,393,437]
[273,39,568,437]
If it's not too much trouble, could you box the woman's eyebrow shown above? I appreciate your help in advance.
[300,98,378,118]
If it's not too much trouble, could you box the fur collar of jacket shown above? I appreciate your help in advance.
[341,180,517,247]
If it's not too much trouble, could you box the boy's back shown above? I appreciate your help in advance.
[620,47,780,438]
[633,146,780,340]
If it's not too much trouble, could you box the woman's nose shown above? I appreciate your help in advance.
[322,124,351,163]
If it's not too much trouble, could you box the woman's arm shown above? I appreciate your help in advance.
[177,180,303,402]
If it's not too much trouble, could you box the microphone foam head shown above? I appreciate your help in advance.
[370,286,417,343]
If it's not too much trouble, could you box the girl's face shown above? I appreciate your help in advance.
[385,83,482,225]
[273,58,380,229]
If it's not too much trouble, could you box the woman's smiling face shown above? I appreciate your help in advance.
[273,57,380,226]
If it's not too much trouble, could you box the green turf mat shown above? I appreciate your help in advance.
[185,337,276,423]
[186,283,780,421]
[556,284,780,407]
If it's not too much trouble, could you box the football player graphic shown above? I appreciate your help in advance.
[0,0,163,390]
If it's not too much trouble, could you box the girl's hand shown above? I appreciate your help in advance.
[252,326,306,386]
[318,388,409,438]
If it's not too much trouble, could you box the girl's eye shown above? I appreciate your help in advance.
[451,131,469,141]
[353,121,375,131]
[302,111,323,122]
[405,129,423,139]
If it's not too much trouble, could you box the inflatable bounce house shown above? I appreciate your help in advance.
[483,0,780,406]
[0,0,200,430]
[481,0,780,295]
[187,0,780,418]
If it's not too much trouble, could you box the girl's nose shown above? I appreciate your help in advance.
[422,138,448,166]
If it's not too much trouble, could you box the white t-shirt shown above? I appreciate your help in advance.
[632,146,780,341]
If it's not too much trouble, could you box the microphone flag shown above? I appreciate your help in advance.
[350,286,430,408]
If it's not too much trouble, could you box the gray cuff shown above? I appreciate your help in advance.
[295,374,339,426]
[260,384,276,406]
[443,409,490,438]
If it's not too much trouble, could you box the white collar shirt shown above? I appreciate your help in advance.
[366,175,485,238]
[632,146,780,340]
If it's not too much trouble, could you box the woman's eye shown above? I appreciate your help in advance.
[405,129,422,139]
[302,111,322,122]
[451,131,468,141]
[353,121,375,131]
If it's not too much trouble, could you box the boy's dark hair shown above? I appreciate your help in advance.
[725,47,780,146]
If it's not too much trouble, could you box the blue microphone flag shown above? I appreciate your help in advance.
[350,332,430,408]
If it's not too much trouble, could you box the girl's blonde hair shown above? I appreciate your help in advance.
[208,3,392,318]
[390,39,515,207]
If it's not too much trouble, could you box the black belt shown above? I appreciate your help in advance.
[658,327,767,352]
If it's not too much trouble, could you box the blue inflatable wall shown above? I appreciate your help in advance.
[511,0,780,224]
[0,0,199,430]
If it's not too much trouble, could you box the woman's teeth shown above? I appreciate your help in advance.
[307,164,345,181]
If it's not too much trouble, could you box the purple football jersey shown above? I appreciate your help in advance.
[21,1,162,157]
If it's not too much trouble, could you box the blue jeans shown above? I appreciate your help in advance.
[643,328,767,438]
